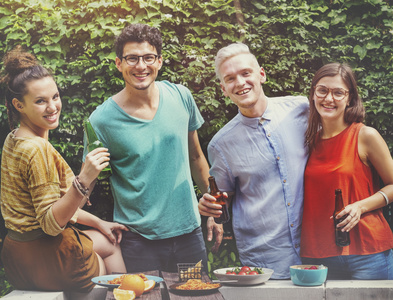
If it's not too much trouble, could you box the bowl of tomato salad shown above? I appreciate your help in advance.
[213,266,274,285]
[289,265,328,286]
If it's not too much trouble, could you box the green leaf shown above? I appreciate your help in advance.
[230,252,237,262]
[208,252,214,263]
[219,249,227,258]
[353,45,367,60]
[15,7,26,14]
[365,40,382,50]
[0,17,11,30]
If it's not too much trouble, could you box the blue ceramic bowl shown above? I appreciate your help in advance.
[290,265,328,286]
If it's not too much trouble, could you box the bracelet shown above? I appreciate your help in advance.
[73,176,91,206]
[378,190,389,206]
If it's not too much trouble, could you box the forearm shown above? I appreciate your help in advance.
[190,155,210,194]
[51,184,88,227]
[52,175,96,227]
[358,184,393,214]
[76,209,101,228]
[50,147,109,228]
[188,130,210,194]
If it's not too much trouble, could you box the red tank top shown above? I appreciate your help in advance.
[301,123,393,258]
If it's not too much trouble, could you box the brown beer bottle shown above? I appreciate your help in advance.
[333,189,350,247]
[208,176,230,224]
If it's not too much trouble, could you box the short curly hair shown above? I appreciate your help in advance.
[115,23,162,58]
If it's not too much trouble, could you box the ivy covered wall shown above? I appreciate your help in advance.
[1,0,393,161]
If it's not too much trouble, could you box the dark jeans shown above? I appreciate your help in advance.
[120,227,207,273]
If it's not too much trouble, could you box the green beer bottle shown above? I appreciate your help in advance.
[83,119,112,180]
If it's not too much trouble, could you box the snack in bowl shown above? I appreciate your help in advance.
[176,279,220,290]
[213,266,274,285]
[290,265,328,286]
[178,260,202,281]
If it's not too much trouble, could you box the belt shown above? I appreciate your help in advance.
[7,228,48,242]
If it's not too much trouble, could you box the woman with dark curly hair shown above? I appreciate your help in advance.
[301,63,393,280]
[0,46,128,292]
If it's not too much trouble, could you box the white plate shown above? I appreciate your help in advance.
[213,267,274,286]
[92,274,163,289]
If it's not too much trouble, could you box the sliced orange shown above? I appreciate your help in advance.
[144,279,156,292]
[113,288,136,300]
[119,274,145,297]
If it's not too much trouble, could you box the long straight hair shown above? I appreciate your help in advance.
[305,63,365,151]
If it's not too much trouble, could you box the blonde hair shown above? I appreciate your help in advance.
[215,43,259,81]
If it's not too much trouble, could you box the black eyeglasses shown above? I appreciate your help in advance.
[314,85,349,101]
[122,54,159,66]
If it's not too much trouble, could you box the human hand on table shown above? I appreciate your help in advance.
[331,202,362,232]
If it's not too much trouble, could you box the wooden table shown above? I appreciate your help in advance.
[105,270,224,300]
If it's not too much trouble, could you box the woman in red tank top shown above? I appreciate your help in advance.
[300,63,393,280]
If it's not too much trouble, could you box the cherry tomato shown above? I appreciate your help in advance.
[226,271,236,275]
[248,271,259,275]
[238,271,248,275]
[240,266,251,272]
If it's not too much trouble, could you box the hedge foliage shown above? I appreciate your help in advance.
[0,0,393,284]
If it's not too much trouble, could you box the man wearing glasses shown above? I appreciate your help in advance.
[83,23,215,273]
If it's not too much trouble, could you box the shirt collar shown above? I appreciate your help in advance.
[238,98,271,129]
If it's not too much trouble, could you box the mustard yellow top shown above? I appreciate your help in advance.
[1,130,78,236]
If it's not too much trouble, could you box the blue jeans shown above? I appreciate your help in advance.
[302,249,393,280]
[120,227,207,273]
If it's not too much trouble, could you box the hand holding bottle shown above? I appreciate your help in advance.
[198,194,222,216]
[332,189,351,247]
[197,176,231,224]
[79,147,111,187]
[84,119,112,180]
[332,201,361,233]
[207,176,230,224]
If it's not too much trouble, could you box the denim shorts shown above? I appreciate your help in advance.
[302,249,393,280]
[120,226,207,273]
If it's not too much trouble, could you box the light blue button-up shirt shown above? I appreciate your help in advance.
[208,95,309,279]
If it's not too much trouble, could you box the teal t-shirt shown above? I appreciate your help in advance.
[83,81,204,239]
